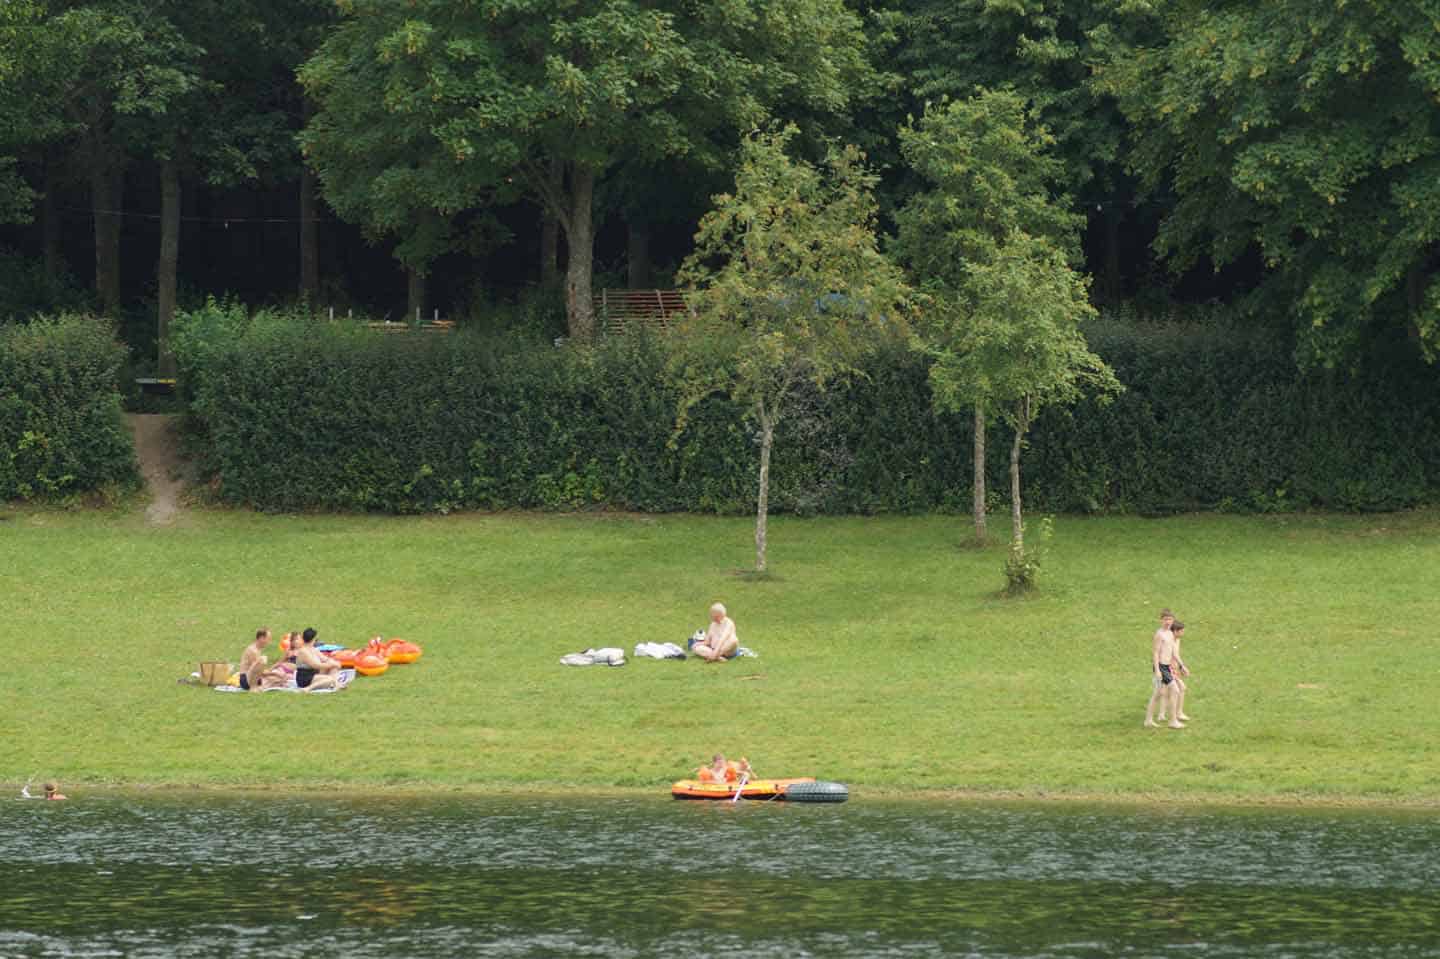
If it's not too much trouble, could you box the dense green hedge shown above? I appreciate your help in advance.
[1,314,137,500]
[173,302,1440,515]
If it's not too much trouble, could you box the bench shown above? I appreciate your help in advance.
[366,319,456,334]
[135,378,177,395]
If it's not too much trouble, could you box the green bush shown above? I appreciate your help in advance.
[1,314,138,500]
[173,305,1440,515]
[0,249,91,322]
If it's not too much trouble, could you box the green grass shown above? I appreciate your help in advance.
[2,504,1438,804]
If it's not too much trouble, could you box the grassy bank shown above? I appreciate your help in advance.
[2,506,1437,803]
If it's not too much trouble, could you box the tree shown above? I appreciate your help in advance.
[894,0,1162,302]
[893,91,1083,545]
[894,94,1118,577]
[1100,0,1440,364]
[299,0,873,339]
[934,231,1118,583]
[675,127,911,572]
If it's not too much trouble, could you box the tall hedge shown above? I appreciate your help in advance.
[1,314,138,500]
[173,303,1440,515]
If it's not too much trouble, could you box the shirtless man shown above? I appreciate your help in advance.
[692,603,739,662]
[1144,609,1184,729]
[237,628,272,692]
[1158,620,1191,723]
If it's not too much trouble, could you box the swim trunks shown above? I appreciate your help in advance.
[1158,663,1174,686]
[238,674,251,691]
[295,667,316,689]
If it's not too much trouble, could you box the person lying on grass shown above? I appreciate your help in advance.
[692,602,739,662]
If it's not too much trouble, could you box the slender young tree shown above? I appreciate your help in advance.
[893,91,1082,546]
[676,127,911,572]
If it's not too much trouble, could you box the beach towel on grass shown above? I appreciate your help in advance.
[634,642,687,660]
[560,648,626,666]
[206,668,357,693]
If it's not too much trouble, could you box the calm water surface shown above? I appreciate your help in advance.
[0,793,1436,957]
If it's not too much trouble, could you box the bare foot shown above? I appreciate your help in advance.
[1168,721,1186,729]
[1156,714,1167,722]
[1178,713,1192,721]
[1143,719,1159,728]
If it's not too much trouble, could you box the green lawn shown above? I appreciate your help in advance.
[2,504,1437,804]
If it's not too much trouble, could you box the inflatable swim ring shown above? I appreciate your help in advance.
[331,648,360,668]
[354,651,389,676]
[384,640,422,665]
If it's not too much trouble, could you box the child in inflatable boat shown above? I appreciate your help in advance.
[696,753,753,783]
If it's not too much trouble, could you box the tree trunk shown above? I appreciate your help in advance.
[41,156,61,292]
[627,217,652,289]
[1101,204,1122,304]
[299,164,319,302]
[972,404,987,545]
[540,211,559,288]
[90,155,122,316]
[156,158,180,377]
[407,265,426,323]
[755,402,774,573]
[563,163,596,340]
[540,160,562,288]
[1009,397,1030,550]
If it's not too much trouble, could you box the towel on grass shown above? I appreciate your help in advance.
[560,648,626,666]
[634,642,687,660]
[202,668,357,693]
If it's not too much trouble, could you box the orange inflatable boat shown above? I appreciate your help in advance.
[671,777,849,801]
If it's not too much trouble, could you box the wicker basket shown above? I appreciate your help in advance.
[198,661,232,686]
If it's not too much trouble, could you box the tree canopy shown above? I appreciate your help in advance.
[1102,0,1440,363]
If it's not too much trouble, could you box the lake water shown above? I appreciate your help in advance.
[1,793,1436,958]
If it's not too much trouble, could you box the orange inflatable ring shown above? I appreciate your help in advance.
[354,651,389,676]
[385,640,422,664]
[332,649,360,668]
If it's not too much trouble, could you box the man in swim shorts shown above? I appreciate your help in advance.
[1158,620,1191,723]
[1144,609,1185,729]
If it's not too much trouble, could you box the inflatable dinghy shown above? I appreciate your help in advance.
[671,778,849,802]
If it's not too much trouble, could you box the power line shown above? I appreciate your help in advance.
[59,206,334,225]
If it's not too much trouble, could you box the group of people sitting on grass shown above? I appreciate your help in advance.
[237,627,342,692]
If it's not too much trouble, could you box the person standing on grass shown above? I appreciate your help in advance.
[1158,620,1191,723]
[692,602,739,662]
[1144,609,1184,728]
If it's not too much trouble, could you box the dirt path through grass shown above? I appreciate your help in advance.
[126,413,187,525]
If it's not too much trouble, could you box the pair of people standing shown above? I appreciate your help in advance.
[1144,609,1191,729]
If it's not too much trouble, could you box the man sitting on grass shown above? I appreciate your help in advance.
[692,602,739,662]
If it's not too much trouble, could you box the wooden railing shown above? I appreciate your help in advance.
[599,289,689,334]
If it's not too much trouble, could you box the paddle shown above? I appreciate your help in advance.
[731,773,749,803]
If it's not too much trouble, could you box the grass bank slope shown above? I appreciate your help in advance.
[2,508,1436,803]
